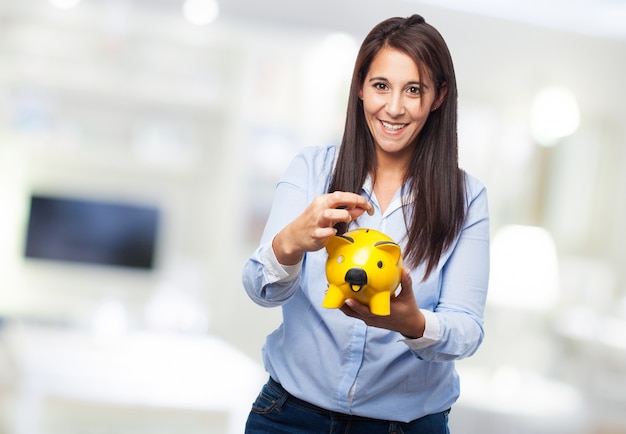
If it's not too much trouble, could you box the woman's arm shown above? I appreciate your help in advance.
[407,180,490,361]
[340,177,490,361]
[242,146,372,307]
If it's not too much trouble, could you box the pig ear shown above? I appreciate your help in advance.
[326,234,354,253]
[375,241,401,263]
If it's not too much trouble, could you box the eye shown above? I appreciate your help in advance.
[377,261,383,269]
[337,255,344,264]
[406,85,421,95]
[373,82,388,91]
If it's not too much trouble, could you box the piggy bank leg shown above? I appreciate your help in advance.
[369,292,391,316]
[322,285,347,309]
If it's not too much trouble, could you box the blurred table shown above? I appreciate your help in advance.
[4,323,266,434]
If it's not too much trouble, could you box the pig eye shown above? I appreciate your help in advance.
[337,255,344,264]
[377,261,383,268]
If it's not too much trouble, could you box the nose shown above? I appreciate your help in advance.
[345,268,367,293]
[385,92,405,117]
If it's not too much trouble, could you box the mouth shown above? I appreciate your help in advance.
[381,120,408,131]
[349,283,365,293]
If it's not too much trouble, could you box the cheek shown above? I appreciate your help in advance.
[407,101,429,121]
[410,111,434,132]
[362,92,385,114]
[362,99,375,117]
[362,103,379,129]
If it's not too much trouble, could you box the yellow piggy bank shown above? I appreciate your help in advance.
[323,228,403,316]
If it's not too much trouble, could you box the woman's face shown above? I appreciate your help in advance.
[359,47,443,161]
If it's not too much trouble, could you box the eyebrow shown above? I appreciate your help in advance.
[367,77,429,89]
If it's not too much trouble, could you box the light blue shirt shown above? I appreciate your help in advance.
[242,145,490,422]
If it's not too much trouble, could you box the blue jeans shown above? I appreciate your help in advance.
[245,377,450,434]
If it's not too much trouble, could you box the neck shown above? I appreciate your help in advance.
[372,166,406,214]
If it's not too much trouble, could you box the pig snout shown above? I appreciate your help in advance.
[345,268,367,293]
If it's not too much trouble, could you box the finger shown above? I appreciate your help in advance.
[347,206,369,221]
[395,270,413,298]
[349,193,374,214]
[334,204,371,223]
[344,299,374,317]
[401,268,412,290]
[320,208,353,227]
[328,192,373,215]
[313,226,337,240]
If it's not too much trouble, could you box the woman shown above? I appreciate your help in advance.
[242,14,489,433]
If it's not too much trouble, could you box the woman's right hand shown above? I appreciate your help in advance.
[272,191,373,265]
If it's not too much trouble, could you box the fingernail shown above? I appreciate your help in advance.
[367,204,374,216]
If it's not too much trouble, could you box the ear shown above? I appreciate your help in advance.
[431,81,448,112]
[375,241,402,264]
[326,234,354,253]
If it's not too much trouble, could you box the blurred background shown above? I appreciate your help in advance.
[0,0,625,433]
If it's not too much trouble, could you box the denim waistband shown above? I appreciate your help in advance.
[267,376,394,423]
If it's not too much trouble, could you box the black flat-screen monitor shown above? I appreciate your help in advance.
[24,194,160,270]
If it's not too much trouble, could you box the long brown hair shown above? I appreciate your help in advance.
[328,14,466,279]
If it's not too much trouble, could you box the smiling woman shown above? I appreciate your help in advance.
[242,14,489,434]
[359,47,446,210]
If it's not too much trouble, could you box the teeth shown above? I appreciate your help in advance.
[381,121,406,131]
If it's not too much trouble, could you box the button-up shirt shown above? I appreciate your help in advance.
[242,145,490,422]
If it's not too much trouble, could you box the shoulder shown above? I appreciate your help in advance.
[462,170,488,202]
[461,170,489,226]
[283,145,338,178]
[296,144,337,167]
[278,145,338,193]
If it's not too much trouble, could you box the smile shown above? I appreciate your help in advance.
[381,120,407,131]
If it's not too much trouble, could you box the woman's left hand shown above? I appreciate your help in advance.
[339,269,426,339]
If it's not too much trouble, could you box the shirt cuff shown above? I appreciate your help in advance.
[262,241,303,284]
[400,309,441,350]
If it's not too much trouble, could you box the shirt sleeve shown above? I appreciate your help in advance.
[262,241,303,284]
[242,146,335,307]
[400,309,441,349]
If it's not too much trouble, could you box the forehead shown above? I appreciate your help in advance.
[367,47,429,83]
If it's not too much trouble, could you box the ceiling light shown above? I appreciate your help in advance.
[182,0,219,26]
[530,86,580,146]
[488,225,560,311]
